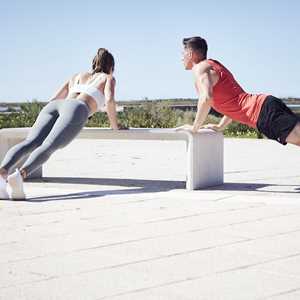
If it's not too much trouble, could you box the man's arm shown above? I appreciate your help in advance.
[218,115,232,130]
[191,63,217,132]
[175,62,219,132]
[203,115,232,131]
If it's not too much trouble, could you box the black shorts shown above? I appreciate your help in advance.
[256,96,299,145]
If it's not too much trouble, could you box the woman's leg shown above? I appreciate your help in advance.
[0,175,9,199]
[0,101,60,199]
[0,101,59,179]
[19,100,90,178]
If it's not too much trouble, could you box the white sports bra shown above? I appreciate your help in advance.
[69,84,105,111]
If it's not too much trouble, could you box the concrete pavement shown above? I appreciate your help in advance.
[1,138,300,300]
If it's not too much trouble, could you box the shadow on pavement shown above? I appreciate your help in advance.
[206,182,300,194]
[24,177,186,202]
[12,178,300,202]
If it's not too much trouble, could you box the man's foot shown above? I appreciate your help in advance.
[7,169,26,200]
[0,176,9,199]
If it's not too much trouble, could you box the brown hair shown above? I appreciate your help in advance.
[183,36,208,58]
[92,48,115,74]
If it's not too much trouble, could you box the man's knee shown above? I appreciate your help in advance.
[286,122,300,145]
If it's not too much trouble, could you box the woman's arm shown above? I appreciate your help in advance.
[49,79,70,101]
[104,76,119,130]
[49,73,81,101]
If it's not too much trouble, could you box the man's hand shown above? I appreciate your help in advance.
[175,124,197,133]
[201,123,224,132]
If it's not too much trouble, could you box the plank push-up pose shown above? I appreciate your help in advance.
[177,36,300,147]
[0,48,121,199]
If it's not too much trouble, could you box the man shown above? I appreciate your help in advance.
[176,36,300,146]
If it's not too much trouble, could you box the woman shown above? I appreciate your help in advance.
[0,48,120,200]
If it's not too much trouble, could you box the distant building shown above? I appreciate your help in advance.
[0,105,21,114]
[0,106,8,112]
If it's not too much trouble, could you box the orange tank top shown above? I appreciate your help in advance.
[207,59,268,128]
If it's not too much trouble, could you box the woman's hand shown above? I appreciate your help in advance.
[110,123,129,130]
[117,123,129,130]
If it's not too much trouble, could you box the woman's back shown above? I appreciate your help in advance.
[68,72,111,112]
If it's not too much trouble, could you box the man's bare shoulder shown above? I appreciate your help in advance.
[194,60,219,86]
[193,60,213,75]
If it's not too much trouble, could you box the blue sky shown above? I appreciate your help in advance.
[1,0,300,102]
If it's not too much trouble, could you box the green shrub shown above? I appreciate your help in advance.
[0,100,263,139]
[224,122,262,138]
[86,102,179,128]
[123,102,178,128]
[0,101,44,129]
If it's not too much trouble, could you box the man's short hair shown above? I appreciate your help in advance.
[183,36,208,58]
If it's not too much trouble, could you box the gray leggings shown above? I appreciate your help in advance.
[0,99,90,176]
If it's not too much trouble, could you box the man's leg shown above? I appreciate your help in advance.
[285,122,300,146]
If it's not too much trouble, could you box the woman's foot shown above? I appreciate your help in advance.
[0,176,9,199]
[7,169,26,200]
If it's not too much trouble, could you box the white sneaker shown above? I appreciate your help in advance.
[7,169,26,200]
[0,176,9,199]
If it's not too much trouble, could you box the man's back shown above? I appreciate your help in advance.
[206,59,268,128]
